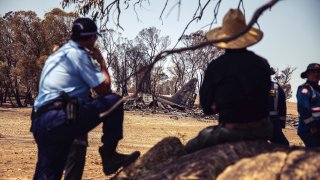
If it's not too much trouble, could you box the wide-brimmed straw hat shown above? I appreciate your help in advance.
[300,63,320,78]
[206,9,263,49]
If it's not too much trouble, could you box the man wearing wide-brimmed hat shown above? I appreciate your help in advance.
[296,63,320,147]
[185,9,273,153]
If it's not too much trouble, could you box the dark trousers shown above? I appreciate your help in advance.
[32,94,123,180]
[299,131,320,148]
[185,120,273,153]
[63,134,88,180]
[63,144,87,180]
[270,120,289,146]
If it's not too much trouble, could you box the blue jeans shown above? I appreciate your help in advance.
[32,94,123,180]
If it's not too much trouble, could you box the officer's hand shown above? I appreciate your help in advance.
[89,47,104,65]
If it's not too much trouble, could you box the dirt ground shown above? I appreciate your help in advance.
[0,102,302,179]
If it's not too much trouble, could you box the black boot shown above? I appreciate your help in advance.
[99,145,140,175]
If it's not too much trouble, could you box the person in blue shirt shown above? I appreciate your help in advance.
[52,43,88,180]
[269,68,289,146]
[296,63,320,148]
[31,18,140,179]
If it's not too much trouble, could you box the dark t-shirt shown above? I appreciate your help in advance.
[200,48,271,123]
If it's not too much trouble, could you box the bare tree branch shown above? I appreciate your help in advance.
[173,0,216,48]
[159,0,169,24]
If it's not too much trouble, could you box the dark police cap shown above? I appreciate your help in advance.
[72,18,100,36]
[301,63,320,79]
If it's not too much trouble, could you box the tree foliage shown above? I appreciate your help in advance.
[0,9,78,107]
[134,27,170,94]
[0,11,42,106]
[101,27,170,95]
[272,66,297,100]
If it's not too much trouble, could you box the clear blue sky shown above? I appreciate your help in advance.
[1,0,319,102]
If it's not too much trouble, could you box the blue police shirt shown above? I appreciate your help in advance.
[34,40,106,111]
[297,81,320,134]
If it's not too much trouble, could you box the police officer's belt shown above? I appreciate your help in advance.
[36,101,64,117]
[221,118,270,130]
[30,101,65,132]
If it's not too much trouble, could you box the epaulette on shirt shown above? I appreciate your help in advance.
[301,83,316,100]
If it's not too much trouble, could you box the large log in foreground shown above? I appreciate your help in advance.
[217,147,320,180]
[115,137,319,179]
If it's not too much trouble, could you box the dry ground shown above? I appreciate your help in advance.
[0,102,302,179]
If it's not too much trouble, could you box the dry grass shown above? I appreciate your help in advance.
[287,102,298,116]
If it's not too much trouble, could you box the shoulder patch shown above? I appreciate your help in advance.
[301,88,308,94]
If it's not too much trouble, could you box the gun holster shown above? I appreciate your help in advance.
[60,91,78,123]
[29,92,79,132]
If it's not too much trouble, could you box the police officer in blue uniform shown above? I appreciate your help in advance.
[31,18,140,179]
[51,44,88,180]
[297,63,320,148]
[269,68,289,146]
